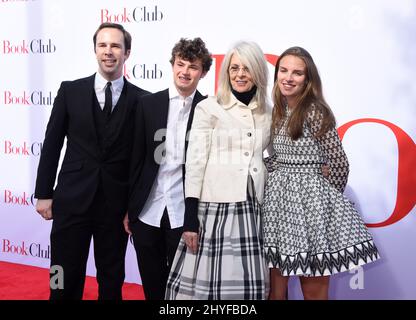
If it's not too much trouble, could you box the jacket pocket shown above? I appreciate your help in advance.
[60,160,83,173]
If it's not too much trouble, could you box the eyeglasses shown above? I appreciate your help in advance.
[229,65,250,75]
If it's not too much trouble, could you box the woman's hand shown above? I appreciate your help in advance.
[182,231,198,254]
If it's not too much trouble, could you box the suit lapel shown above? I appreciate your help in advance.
[184,90,206,156]
[81,75,101,155]
[153,89,170,132]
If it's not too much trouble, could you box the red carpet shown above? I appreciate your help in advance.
[0,261,144,300]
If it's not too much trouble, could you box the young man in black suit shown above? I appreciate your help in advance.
[124,38,212,300]
[34,22,149,300]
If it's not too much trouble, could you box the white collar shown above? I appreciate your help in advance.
[168,84,196,102]
[95,72,124,92]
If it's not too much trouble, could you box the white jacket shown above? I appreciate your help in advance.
[185,95,271,203]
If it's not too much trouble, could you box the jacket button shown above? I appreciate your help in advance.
[253,168,258,172]
[247,132,252,137]
[244,152,249,156]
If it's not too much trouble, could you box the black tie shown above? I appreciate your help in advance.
[103,81,112,117]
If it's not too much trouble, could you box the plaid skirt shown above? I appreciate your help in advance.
[165,181,269,300]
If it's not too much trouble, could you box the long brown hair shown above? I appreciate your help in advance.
[271,46,335,140]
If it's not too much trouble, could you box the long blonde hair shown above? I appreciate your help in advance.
[217,41,268,110]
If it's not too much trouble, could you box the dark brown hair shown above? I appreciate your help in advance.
[169,37,212,72]
[93,22,132,52]
[272,46,335,139]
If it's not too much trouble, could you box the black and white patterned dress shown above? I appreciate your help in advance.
[263,105,379,276]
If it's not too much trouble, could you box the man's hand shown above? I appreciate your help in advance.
[36,199,53,220]
[183,231,198,254]
[123,213,132,235]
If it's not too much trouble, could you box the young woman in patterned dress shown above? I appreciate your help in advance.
[263,47,380,300]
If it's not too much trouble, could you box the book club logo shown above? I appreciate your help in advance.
[1,0,38,3]
[2,38,56,54]
[3,189,36,207]
[4,140,43,156]
[2,239,50,259]
[123,63,163,81]
[100,5,163,23]
[3,90,53,106]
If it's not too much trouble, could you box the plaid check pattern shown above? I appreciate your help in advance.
[166,183,269,300]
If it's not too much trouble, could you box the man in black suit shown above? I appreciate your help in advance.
[124,38,212,300]
[34,22,148,300]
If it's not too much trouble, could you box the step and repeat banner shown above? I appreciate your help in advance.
[0,0,415,299]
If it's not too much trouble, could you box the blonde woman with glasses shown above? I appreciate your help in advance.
[165,41,271,300]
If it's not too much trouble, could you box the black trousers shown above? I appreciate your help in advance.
[130,208,182,300]
[49,186,128,300]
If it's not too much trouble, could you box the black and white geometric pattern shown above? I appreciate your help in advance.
[166,180,269,299]
[266,240,379,276]
[263,105,380,276]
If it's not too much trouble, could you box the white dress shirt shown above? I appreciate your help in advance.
[94,72,124,111]
[139,86,196,228]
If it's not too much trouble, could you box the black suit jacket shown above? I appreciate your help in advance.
[35,74,149,216]
[128,88,206,223]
